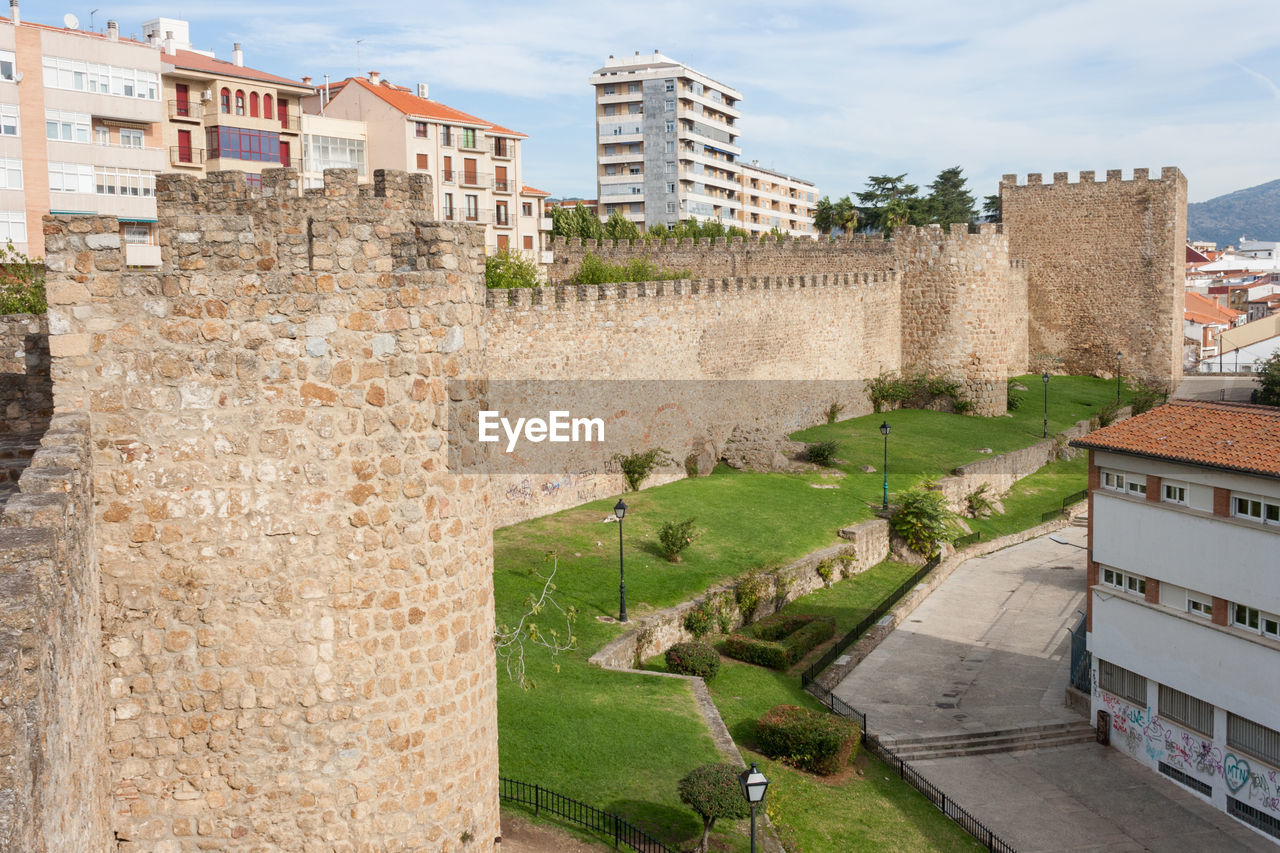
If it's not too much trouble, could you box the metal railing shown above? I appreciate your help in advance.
[490,140,512,158]
[1039,488,1089,524]
[167,99,203,120]
[499,778,676,852]
[169,146,205,166]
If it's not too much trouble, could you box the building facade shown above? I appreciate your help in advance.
[1,4,164,262]
[1073,401,1280,842]
[300,112,367,189]
[737,161,816,237]
[307,73,541,257]
[147,19,312,188]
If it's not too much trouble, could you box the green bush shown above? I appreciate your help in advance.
[756,704,860,775]
[1096,400,1123,427]
[665,641,721,680]
[1006,379,1024,411]
[866,370,969,414]
[965,483,995,519]
[1259,352,1280,407]
[613,447,671,491]
[722,633,792,669]
[890,481,959,558]
[567,252,690,285]
[657,518,700,562]
[805,440,839,467]
[722,614,834,670]
[678,763,751,853]
[825,401,845,424]
[0,242,46,314]
[815,558,835,585]
[483,247,540,289]
[683,600,717,638]
[734,573,770,620]
[1128,379,1168,415]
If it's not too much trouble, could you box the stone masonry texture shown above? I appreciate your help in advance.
[39,168,501,852]
[1001,167,1187,385]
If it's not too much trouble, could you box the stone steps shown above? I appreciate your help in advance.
[877,720,1096,761]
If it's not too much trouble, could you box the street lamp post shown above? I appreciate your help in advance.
[1042,372,1050,439]
[739,762,769,853]
[879,421,890,511]
[614,499,627,622]
[1116,351,1123,404]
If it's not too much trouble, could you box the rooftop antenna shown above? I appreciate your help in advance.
[356,39,364,76]
[89,8,97,30]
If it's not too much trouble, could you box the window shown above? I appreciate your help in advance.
[629,166,641,175]
[1187,593,1213,619]
[605,164,617,176]
[1127,479,1147,497]
[263,94,273,120]
[630,203,642,213]
[495,202,508,225]
[603,104,615,116]
[177,130,193,163]
[235,90,245,116]
[95,126,110,146]
[0,159,21,189]
[665,99,675,112]
[665,79,674,92]
[442,192,454,220]
[1228,713,1280,768]
[1101,470,1125,492]
[463,158,477,185]
[244,173,262,189]
[521,202,532,216]
[1233,494,1280,525]
[0,51,13,81]
[415,153,428,170]
[1234,604,1260,631]
[48,162,94,193]
[628,103,641,115]
[666,121,675,132]
[0,210,25,243]
[279,140,290,167]
[414,121,428,138]
[94,166,156,197]
[461,128,477,149]
[220,88,231,113]
[497,234,509,249]
[42,57,159,99]
[495,166,508,191]
[206,127,281,162]
[1100,567,1145,595]
[304,134,366,175]
[603,85,614,95]
[174,83,190,117]
[523,235,533,250]
[441,126,453,147]
[1098,659,1146,706]
[604,145,615,156]
[0,104,18,137]
[627,82,640,93]
[667,183,675,193]
[1158,684,1214,736]
[442,156,453,183]
[120,129,144,148]
[277,99,288,128]
[122,223,152,244]
[665,141,675,153]
[1162,482,1187,504]
[45,110,91,143]
[465,194,478,221]
[667,202,676,213]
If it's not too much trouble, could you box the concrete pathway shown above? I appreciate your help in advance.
[833,527,1276,851]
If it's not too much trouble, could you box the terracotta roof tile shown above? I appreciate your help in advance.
[520,185,549,197]
[1071,400,1280,479]
[337,77,527,138]
[166,49,312,89]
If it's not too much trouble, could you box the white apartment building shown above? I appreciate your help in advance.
[1073,400,1280,842]
[590,51,743,229]
[738,161,817,237]
[300,113,366,189]
[307,73,542,257]
[0,3,164,262]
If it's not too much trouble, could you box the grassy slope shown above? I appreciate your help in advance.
[496,375,1111,848]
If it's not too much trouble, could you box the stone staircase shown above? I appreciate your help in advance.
[875,720,1097,761]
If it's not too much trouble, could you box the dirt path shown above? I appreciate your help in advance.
[499,812,610,852]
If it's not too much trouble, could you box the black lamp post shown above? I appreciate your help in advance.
[739,762,769,853]
[614,499,627,623]
[1042,372,1050,438]
[1115,351,1123,404]
[879,421,890,511]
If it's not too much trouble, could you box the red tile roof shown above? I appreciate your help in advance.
[335,77,527,138]
[166,49,312,89]
[520,185,550,197]
[1071,400,1280,479]
[1185,291,1243,326]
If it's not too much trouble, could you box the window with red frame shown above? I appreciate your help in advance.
[249,92,259,118]
[278,99,288,128]
[263,94,274,120]
[220,88,231,113]
[235,90,245,116]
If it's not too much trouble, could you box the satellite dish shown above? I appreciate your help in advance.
[63,13,79,29]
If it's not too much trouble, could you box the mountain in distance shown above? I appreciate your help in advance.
[1188,178,1280,248]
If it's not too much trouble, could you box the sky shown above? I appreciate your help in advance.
[27,0,1280,204]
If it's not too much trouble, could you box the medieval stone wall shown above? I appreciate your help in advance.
[41,169,501,852]
[1001,167,1187,384]
[0,413,108,853]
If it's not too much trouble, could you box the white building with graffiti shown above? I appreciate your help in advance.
[1072,400,1280,842]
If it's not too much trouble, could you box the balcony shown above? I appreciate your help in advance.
[169,146,205,167]
[494,209,512,228]
[460,171,488,189]
[441,208,491,224]
[457,135,484,152]
[168,100,204,122]
[493,177,514,193]
[489,139,513,159]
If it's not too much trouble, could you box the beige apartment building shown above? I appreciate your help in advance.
[144,18,312,188]
[308,73,544,257]
[0,3,165,262]
[738,161,817,237]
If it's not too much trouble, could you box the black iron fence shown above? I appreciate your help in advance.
[1039,487,1089,523]
[499,777,677,852]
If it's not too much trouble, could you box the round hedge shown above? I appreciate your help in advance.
[665,641,721,680]
[757,704,859,775]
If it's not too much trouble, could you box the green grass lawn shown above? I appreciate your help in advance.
[966,453,1088,540]
[496,375,1110,849]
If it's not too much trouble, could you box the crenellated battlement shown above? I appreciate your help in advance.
[1000,166,1183,187]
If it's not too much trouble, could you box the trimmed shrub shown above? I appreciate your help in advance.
[722,633,791,669]
[678,763,751,853]
[721,614,834,670]
[665,641,721,680]
[805,440,839,467]
[657,518,700,562]
[757,704,860,775]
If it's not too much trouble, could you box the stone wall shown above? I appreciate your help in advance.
[1001,168,1187,384]
[0,413,109,853]
[42,169,501,852]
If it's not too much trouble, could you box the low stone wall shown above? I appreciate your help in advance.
[0,413,108,853]
[0,314,51,439]
[590,519,889,670]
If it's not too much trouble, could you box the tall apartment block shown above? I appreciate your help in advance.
[1072,401,1280,841]
[590,51,817,236]
[0,2,165,262]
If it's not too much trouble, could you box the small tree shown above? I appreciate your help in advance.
[613,448,672,491]
[484,248,539,289]
[0,241,46,314]
[891,481,960,557]
[677,763,750,852]
[1256,351,1280,406]
[657,518,700,562]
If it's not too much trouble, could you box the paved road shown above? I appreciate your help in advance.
[1174,375,1260,403]
[833,527,1276,851]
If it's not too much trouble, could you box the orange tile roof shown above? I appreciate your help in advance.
[520,185,550,197]
[337,77,527,138]
[1071,400,1280,479]
[1185,291,1243,325]
[166,49,311,89]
